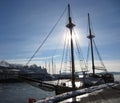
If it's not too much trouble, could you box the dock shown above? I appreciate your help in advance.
[35,82,120,103]
[78,83,120,103]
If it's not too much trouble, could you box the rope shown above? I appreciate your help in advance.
[86,40,107,72]
[64,32,70,72]
[26,6,67,65]
[86,41,90,70]
[73,29,88,71]
[57,29,68,85]
[86,42,90,63]
[93,40,107,71]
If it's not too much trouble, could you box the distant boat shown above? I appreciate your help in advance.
[21,2,114,95]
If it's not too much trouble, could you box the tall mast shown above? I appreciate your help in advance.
[66,3,76,89]
[87,13,95,76]
[52,56,53,74]
[49,62,50,74]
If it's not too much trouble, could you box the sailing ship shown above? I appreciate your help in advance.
[83,13,114,87]
[21,2,114,95]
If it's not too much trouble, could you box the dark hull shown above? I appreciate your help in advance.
[55,85,75,95]
[20,76,81,94]
[20,74,114,95]
[0,78,22,83]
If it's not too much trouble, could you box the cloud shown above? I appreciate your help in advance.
[104,60,120,72]
[7,55,61,65]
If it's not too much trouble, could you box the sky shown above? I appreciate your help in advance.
[0,0,120,72]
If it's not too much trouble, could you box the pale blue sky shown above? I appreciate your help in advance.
[0,0,120,71]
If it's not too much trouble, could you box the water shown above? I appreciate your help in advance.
[0,74,120,103]
[0,83,54,103]
[114,74,120,82]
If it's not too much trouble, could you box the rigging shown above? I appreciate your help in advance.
[26,6,67,65]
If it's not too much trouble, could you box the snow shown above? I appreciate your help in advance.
[36,83,118,103]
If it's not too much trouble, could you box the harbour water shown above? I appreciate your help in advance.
[0,74,120,103]
[0,83,54,103]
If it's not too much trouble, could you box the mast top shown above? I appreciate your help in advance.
[87,13,95,39]
[66,3,75,29]
[68,0,70,5]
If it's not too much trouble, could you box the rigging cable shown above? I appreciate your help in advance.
[57,29,68,85]
[26,6,67,65]
[64,31,70,72]
[73,29,88,71]
[86,41,90,70]
[93,40,107,71]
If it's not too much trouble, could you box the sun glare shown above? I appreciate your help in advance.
[74,28,86,46]
[63,28,86,47]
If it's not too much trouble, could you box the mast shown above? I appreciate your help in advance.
[66,3,76,89]
[49,62,50,74]
[52,56,53,74]
[87,13,95,76]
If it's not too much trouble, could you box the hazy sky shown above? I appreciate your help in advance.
[0,0,120,71]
